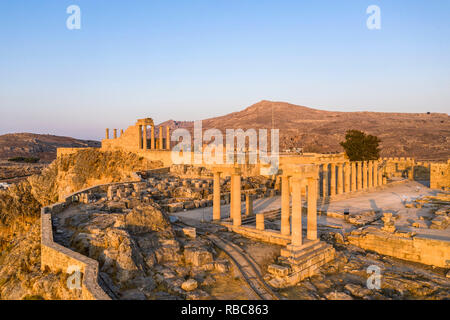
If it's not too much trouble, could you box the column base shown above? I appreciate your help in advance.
[267,240,335,288]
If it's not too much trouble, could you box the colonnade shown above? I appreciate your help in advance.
[105,125,171,150]
[105,128,122,140]
[319,160,385,197]
[138,124,171,150]
[212,165,319,248]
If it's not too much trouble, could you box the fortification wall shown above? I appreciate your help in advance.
[430,160,450,190]
[381,157,415,180]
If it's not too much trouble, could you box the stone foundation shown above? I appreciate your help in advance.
[223,224,291,246]
[268,240,335,288]
[347,227,450,268]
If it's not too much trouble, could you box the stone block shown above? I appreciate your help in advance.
[267,264,290,277]
[182,227,196,239]
[214,260,230,273]
[181,279,198,292]
[184,247,213,267]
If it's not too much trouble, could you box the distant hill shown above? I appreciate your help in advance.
[0,133,100,162]
[159,100,450,160]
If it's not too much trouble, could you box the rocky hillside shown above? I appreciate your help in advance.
[0,221,82,300]
[159,100,450,160]
[0,149,163,299]
[0,133,100,162]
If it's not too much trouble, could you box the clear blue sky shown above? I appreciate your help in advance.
[0,0,449,140]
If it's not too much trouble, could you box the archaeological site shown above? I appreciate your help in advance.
[1,2,449,312]
[1,116,446,301]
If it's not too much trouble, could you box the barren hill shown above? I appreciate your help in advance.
[0,133,100,162]
[159,100,450,160]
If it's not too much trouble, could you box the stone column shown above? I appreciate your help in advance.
[120,129,124,137]
[368,161,373,188]
[166,126,171,150]
[105,128,110,139]
[330,163,336,196]
[232,174,241,226]
[151,126,155,149]
[409,160,415,180]
[357,161,362,190]
[344,162,351,193]
[291,177,303,247]
[363,161,368,189]
[322,164,329,198]
[307,178,318,241]
[138,125,143,149]
[337,163,344,194]
[159,127,164,150]
[113,129,117,139]
[373,160,379,187]
[245,194,253,216]
[230,175,235,220]
[256,213,265,231]
[351,162,357,192]
[281,175,291,235]
[213,172,221,221]
[378,166,384,185]
[142,126,147,150]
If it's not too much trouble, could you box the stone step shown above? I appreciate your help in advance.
[280,240,328,260]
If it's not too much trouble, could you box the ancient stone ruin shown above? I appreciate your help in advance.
[40,118,450,300]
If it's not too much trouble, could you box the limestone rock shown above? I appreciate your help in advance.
[268,264,290,277]
[155,240,182,263]
[184,247,213,267]
[125,206,173,235]
[182,227,196,239]
[181,279,198,292]
[324,291,353,300]
[344,283,372,298]
[214,260,230,273]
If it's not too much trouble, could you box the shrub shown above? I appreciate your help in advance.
[340,130,381,161]
[7,157,40,163]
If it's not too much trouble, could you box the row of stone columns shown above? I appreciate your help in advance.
[105,128,122,139]
[213,170,319,247]
[320,160,385,197]
[283,176,318,246]
[213,171,253,224]
[138,125,171,150]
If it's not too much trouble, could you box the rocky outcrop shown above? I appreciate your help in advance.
[56,198,230,300]
[28,149,163,203]
[0,223,81,300]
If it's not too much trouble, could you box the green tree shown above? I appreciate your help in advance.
[340,130,381,161]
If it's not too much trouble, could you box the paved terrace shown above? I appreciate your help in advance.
[171,180,450,242]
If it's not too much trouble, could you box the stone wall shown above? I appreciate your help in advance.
[347,227,450,268]
[382,157,415,180]
[41,198,111,300]
[225,224,291,246]
[430,160,450,190]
